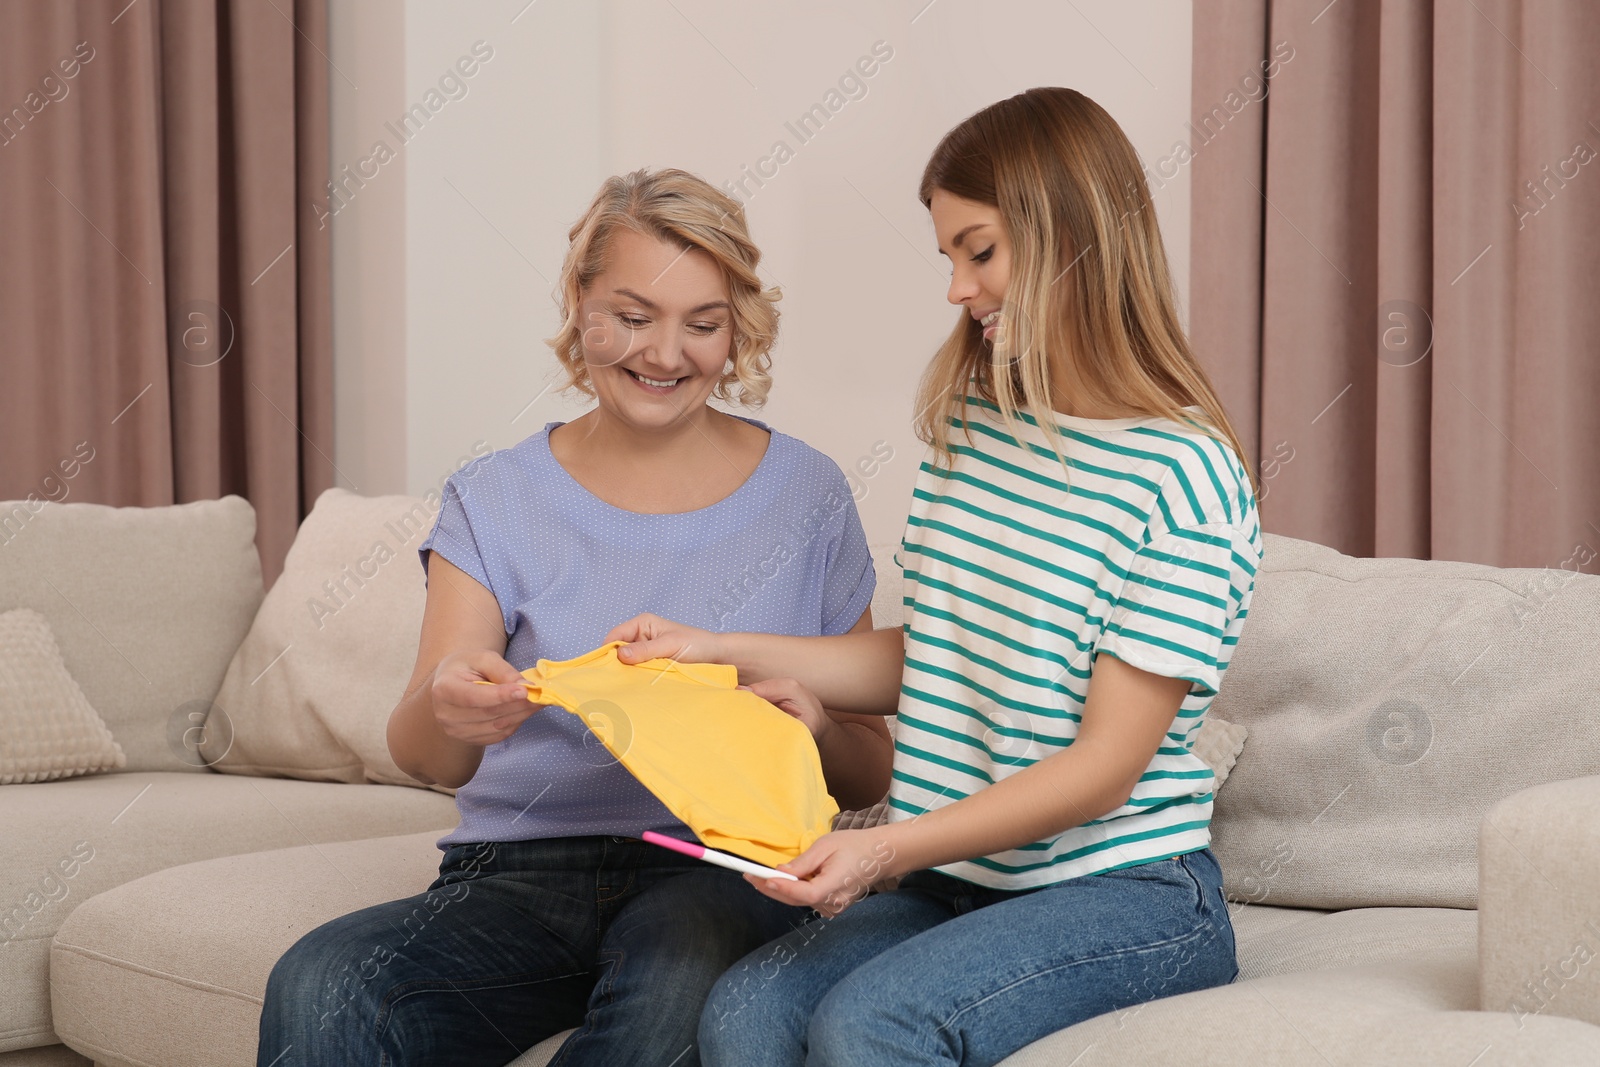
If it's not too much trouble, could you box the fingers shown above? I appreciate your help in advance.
[603,613,657,645]
[442,650,529,708]
[777,840,831,880]
[745,871,830,910]
[618,636,690,665]
[744,677,800,704]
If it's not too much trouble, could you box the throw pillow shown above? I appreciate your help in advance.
[0,608,126,784]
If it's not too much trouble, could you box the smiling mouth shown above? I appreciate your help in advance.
[626,369,683,389]
[980,310,1002,328]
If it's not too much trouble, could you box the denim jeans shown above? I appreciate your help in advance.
[256,835,810,1067]
[699,848,1237,1067]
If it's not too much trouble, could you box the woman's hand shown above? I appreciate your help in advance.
[744,677,835,743]
[429,649,535,746]
[605,613,724,666]
[745,828,900,918]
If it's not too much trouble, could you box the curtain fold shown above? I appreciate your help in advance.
[1191,0,1600,569]
[0,0,333,585]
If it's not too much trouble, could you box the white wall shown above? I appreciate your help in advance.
[331,0,1193,545]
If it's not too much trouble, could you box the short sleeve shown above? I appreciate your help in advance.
[1095,522,1258,697]
[819,489,876,636]
[417,477,496,599]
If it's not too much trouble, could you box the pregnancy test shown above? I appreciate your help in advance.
[641,831,799,881]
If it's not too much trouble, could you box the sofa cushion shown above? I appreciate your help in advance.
[0,610,125,784]
[1211,533,1600,910]
[997,905,1600,1064]
[0,1047,92,1067]
[50,830,451,1067]
[204,489,443,788]
[2,773,456,1055]
[0,497,263,774]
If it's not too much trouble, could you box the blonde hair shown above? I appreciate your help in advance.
[546,168,780,406]
[915,87,1260,499]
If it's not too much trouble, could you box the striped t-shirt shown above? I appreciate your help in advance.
[887,395,1263,890]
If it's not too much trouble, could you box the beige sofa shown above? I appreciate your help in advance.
[4,490,1599,1066]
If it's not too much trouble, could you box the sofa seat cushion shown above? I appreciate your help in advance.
[998,905,1600,1064]
[50,830,453,1067]
[1236,905,1475,980]
[4,774,456,1056]
[0,1046,92,1067]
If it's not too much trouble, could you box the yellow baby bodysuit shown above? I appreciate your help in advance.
[517,641,839,868]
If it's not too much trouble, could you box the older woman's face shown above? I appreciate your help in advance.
[578,228,734,430]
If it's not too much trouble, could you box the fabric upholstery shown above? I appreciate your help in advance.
[995,906,1600,1064]
[0,497,262,775]
[0,1046,91,1067]
[50,831,451,1067]
[0,610,124,784]
[1479,775,1600,1029]
[1211,533,1600,909]
[204,489,444,789]
[4,773,456,1055]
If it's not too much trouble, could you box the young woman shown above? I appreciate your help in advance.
[255,168,893,1067]
[610,88,1264,1066]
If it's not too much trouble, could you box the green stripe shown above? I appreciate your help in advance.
[903,656,1084,722]
[961,397,1208,522]
[922,462,1143,553]
[952,415,1166,499]
[893,735,999,782]
[965,816,1211,875]
[911,486,1121,578]
[894,713,1040,769]
[888,794,930,818]
[908,628,1090,695]
[910,600,1084,681]
[1100,626,1220,671]
[1105,600,1225,642]
[903,542,1113,630]
[1133,768,1215,782]
[900,682,1078,746]
[1120,569,1229,612]
[906,567,1097,656]
[1128,424,1237,525]
[891,766,972,801]
[906,514,1105,596]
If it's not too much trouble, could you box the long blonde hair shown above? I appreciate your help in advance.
[547,168,780,406]
[915,87,1259,498]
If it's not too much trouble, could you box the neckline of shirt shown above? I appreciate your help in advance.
[1049,404,1206,431]
[538,416,782,518]
[972,398,1208,433]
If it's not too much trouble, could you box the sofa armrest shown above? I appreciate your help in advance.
[1479,775,1600,1027]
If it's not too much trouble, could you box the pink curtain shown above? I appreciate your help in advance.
[0,0,333,585]
[1192,0,1600,569]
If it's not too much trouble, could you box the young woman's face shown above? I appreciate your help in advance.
[578,227,735,429]
[930,189,1011,343]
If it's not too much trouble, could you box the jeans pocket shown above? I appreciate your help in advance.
[439,840,501,880]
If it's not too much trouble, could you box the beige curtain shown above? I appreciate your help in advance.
[0,0,333,585]
[1192,0,1600,569]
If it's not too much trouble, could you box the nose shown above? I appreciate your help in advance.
[946,265,978,307]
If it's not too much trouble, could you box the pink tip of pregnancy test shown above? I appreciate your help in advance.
[641,830,704,858]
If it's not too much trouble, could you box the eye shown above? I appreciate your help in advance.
[688,322,725,336]
[972,246,994,264]
[617,314,649,329]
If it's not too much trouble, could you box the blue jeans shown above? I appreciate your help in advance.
[256,836,810,1067]
[699,849,1237,1067]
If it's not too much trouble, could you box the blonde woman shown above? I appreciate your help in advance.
[613,89,1263,1066]
[256,169,892,1067]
